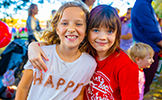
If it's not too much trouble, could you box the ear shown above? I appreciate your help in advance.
[135,57,140,64]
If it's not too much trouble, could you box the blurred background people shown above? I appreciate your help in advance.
[75,0,96,10]
[158,18,162,33]
[26,4,41,43]
[128,42,154,100]
[120,8,133,51]
[131,0,162,94]
[47,9,56,28]
[82,0,96,10]
[50,10,56,19]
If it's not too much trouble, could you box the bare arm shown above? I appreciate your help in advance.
[121,33,132,40]
[74,86,86,100]
[15,69,33,100]
[28,42,48,71]
[157,40,162,49]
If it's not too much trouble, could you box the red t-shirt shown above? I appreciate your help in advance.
[84,49,139,100]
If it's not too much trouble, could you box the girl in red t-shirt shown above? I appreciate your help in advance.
[83,5,139,100]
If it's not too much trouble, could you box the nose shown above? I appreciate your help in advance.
[67,24,75,33]
[68,29,75,33]
[151,58,154,63]
[98,32,107,40]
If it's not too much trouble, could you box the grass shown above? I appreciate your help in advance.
[144,71,162,100]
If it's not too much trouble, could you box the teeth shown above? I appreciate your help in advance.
[67,36,76,39]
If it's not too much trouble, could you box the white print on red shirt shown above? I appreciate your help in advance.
[86,71,114,100]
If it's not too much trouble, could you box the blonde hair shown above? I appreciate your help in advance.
[41,1,89,52]
[129,42,154,62]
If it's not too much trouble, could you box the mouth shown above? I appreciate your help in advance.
[65,35,78,41]
[96,41,107,45]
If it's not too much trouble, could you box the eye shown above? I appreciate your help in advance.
[150,57,153,60]
[76,23,82,26]
[61,22,67,25]
[108,30,113,34]
[92,29,99,32]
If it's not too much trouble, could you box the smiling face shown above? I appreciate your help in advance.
[136,52,154,69]
[86,5,121,58]
[56,7,86,49]
[89,26,116,55]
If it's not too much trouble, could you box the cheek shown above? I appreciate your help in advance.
[88,33,94,43]
[148,59,152,63]
[109,35,116,43]
[56,26,65,35]
[80,26,86,35]
[80,28,86,36]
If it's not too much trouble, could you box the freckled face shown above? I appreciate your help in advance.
[88,26,116,55]
[56,7,86,49]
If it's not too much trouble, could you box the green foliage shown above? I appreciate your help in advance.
[0,0,29,10]
[0,0,29,22]
[0,0,67,22]
[152,0,162,18]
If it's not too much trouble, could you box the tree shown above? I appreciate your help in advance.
[0,0,137,23]
[152,0,162,18]
[0,0,71,22]
[0,0,29,22]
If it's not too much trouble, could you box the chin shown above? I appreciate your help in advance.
[97,49,107,52]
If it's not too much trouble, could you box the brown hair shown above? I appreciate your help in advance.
[41,1,90,52]
[86,5,121,57]
[28,4,37,16]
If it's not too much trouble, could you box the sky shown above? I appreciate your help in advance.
[0,0,136,21]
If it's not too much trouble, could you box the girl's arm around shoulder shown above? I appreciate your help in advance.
[28,41,49,71]
[15,69,33,100]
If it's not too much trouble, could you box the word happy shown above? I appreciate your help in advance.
[33,72,84,92]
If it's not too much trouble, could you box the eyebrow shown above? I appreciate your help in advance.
[60,19,85,22]
[75,19,85,23]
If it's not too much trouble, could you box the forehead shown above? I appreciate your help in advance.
[127,9,131,12]
[62,7,85,18]
[33,5,37,9]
